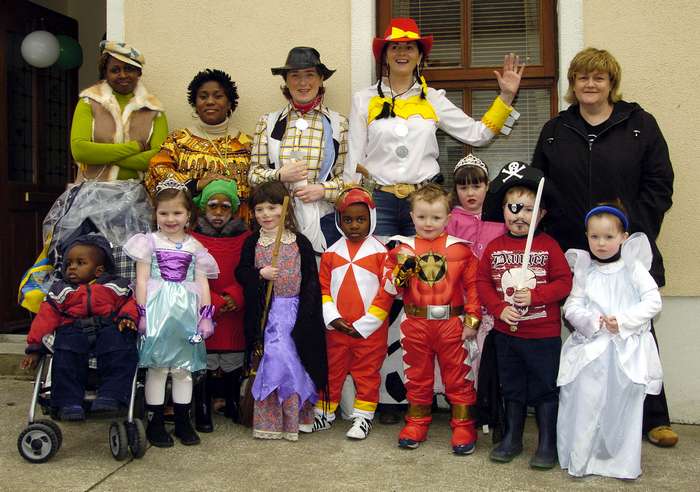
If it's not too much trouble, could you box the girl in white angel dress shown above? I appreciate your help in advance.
[557,203,663,480]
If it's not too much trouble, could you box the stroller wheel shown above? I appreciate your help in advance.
[17,423,60,463]
[108,421,129,461]
[35,419,63,451]
[127,418,147,459]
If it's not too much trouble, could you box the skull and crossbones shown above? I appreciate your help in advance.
[501,162,526,182]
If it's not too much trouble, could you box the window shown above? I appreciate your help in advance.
[377,0,557,185]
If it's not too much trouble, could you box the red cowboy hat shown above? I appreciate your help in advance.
[372,18,434,61]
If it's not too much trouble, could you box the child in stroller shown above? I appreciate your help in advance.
[20,234,140,420]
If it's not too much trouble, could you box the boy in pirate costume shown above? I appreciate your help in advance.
[476,162,571,468]
[372,184,481,454]
[313,187,393,439]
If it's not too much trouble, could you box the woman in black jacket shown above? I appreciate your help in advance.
[531,47,676,447]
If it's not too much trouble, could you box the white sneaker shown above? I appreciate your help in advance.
[312,414,333,432]
[346,416,372,440]
[298,424,313,433]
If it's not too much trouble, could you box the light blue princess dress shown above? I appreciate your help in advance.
[124,232,219,372]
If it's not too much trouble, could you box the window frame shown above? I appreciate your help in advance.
[376,0,559,110]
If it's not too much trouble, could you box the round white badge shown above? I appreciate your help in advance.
[295,118,309,132]
[394,122,408,137]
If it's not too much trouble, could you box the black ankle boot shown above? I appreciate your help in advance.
[194,373,213,433]
[174,403,201,445]
[490,401,525,462]
[223,368,242,423]
[146,404,174,448]
[529,400,558,469]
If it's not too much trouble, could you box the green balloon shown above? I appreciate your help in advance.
[55,35,83,70]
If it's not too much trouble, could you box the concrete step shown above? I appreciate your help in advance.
[0,334,32,378]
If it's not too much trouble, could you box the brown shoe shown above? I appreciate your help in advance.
[647,426,679,447]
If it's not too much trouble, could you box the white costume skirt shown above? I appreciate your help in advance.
[557,343,646,479]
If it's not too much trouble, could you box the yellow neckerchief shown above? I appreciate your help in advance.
[367,77,438,125]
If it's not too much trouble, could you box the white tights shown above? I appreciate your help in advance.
[145,367,192,405]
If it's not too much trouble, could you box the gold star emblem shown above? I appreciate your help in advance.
[417,252,446,286]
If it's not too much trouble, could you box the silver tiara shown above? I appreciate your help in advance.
[454,153,489,176]
[155,178,189,195]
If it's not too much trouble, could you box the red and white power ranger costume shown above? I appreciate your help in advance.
[376,231,481,451]
[317,189,393,422]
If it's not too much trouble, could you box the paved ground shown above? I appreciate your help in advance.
[1,377,698,491]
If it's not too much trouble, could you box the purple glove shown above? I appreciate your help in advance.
[197,305,215,340]
[136,304,147,335]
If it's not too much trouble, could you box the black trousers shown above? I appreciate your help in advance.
[643,321,671,433]
[52,323,138,408]
[493,330,561,406]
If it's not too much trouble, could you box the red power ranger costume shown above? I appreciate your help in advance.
[377,231,481,453]
[318,189,393,423]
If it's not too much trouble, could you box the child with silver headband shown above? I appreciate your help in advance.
[124,178,219,447]
[557,200,663,479]
[476,162,571,469]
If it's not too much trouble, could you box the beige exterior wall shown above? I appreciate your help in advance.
[583,0,700,296]
[124,0,351,139]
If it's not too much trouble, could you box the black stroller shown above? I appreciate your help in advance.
[17,332,147,463]
[16,197,152,464]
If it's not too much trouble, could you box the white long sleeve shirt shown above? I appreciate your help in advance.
[346,81,497,186]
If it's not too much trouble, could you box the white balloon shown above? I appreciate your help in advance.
[21,30,60,68]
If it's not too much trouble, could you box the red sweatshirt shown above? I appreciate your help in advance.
[477,232,571,338]
[26,276,138,350]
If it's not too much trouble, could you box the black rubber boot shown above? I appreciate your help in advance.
[529,400,558,469]
[146,404,174,448]
[490,401,525,463]
[174,403,201,445]
[194,372,214,433]
[223,368,242,423]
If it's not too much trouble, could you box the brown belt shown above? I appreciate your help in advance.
[404,304,464,320]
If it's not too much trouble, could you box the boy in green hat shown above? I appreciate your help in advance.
[191,180,251,431]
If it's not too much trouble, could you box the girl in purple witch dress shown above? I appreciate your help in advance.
[124,179,219,448]
[236,182,328,441]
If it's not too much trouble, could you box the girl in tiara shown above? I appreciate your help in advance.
[446,154,506,436]
[124,178,219,448]
[557,201,663,479]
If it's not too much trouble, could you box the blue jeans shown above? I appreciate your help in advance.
[372,190,415,238]
[320,212,342,249]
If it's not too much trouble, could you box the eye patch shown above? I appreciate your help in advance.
[507,203,525,214]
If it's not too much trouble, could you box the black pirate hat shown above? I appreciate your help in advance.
[482,161,560,223]
[271,47,335,80]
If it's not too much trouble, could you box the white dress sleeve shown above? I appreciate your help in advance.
[562,249,601,338]
[123,233,153,263]
[191,238,220,279]
[615,262,662,339]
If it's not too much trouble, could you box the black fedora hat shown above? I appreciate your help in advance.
[271,47,335,80]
